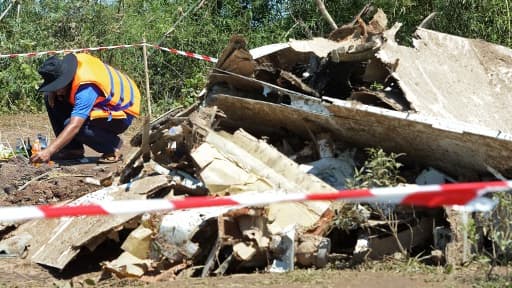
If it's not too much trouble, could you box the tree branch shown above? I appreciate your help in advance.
[314,0,337,30]
[349,3,373,26]
[0,0,15,22]
[157,0,206,45]
[418,12,437,29]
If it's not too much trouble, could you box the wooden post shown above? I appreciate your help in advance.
[142,37,152,119]
[141,115,150,163]
[142,37,152,163]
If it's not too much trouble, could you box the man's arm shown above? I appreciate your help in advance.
[30,116,85,163]
[30,85,98,163]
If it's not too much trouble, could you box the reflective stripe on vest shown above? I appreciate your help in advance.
[69,53,141,120]
[95,64,134,112]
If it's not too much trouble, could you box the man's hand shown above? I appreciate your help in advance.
[30,148,52,163]
[34,116,85,162]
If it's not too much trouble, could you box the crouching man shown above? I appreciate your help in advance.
[30,53,141,164]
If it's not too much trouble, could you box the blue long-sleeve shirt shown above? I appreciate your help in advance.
[71,84,133,125]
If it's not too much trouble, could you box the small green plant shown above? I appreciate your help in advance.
[330,203,369,232]
[346,148,406,189]
[331,148,406,232]
[470,191,512,278]
[369,82,384,91]
[0,145,15,160]
[336,148,410,258]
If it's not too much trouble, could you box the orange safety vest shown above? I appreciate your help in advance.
[68,53,141,120]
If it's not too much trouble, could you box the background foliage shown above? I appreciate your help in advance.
[0,0,510,115]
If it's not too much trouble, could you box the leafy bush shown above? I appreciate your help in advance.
[0,1,510,115]
[346,148,406,189]
[473,192,512,267]
[331,148,406,232]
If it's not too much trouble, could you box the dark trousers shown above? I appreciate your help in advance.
[45,96,132,154]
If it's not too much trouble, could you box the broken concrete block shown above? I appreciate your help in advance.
[237,214,271,248]
[121,225,153,259]
[0,232,32,257]
[103,252,153,278]
[233,242,257,261]
[296,234,331,268]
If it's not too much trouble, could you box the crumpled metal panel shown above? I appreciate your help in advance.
[221,26,512,178]
[378,26,512,134]
[207,93,512,178]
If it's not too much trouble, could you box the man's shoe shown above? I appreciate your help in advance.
[97,150,123,164]
[52,149,85,160]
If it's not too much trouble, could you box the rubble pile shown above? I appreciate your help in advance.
[2,7,512,283]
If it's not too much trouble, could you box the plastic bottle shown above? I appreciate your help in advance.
[31,138,41,167]
[37,133,48,149]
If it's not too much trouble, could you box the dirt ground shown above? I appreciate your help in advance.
[0,113,505,287]
[0,113,137,207]
[0,258,480,287]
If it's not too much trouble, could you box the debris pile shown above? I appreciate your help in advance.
[2,7,512,283]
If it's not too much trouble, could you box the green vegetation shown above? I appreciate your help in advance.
[346,147,406,189]
[340,147,512,281]
[370,81,384,91]
[468,191,512,280]
[332,148,405,234]
[0,0,510,115]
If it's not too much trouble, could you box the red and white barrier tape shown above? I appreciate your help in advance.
[0,43,217,63]
[146,44,216,63]
[0,181,509,222]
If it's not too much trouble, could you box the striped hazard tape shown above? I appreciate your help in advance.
[146,44,216,63]
[0,43,218,63]
[0,180,509,222]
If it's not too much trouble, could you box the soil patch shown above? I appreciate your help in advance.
[0,156,101,206]
[0,258,474,288]
[0,113,142,207]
